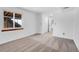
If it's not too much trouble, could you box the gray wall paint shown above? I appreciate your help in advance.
[0,7,40,44]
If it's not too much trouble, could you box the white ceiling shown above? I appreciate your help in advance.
[22,7,75,16]
[23,7,63,13]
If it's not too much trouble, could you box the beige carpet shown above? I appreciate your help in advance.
[0,33,78,52]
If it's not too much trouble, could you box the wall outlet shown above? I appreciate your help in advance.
[62,33,65,35]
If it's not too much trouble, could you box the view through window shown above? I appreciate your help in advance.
[2,11,23,31]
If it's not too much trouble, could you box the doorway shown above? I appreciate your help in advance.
[48,16,54,33]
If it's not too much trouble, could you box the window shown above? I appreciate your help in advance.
[4,11,13,28]
[2,11,23,32]
[15,13,22,28]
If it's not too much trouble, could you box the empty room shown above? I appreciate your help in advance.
[0,7,79,52]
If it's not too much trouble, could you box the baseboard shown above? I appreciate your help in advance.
[53,35,73,40]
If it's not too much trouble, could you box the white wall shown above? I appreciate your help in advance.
[73,8,79,50]
[0,7,40,44]
[36,14,42,33]
[41,14,49,33]
[53,10,74,39]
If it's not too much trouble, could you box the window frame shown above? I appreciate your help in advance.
[2,11,23,32]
